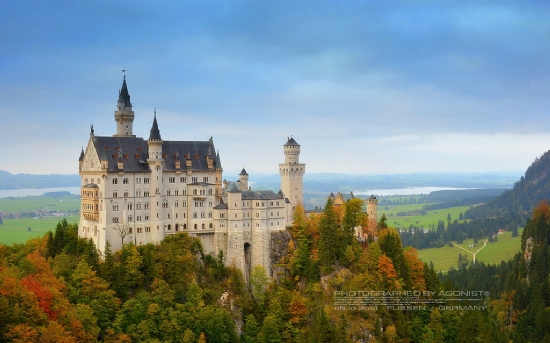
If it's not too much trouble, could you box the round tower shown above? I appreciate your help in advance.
[239,167,249,189]
[114,76,135,137]
[279,136,305,218]
[367,195,378,235]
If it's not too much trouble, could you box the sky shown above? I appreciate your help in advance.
[1,1,550,176]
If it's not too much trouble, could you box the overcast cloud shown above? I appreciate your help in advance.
[1,1,549,176]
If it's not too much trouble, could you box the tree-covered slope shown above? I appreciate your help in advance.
[466,151,550,220]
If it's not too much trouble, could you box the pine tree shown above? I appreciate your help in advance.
[318,198,340,274]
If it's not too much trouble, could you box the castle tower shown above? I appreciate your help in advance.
[367,195,378,236]
[114,76,135,137]
[147,112,164,243]
[239,168,249,189]
[279,137,305,217]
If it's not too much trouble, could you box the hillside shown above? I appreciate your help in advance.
[466,150,550,220]
[0,170,80,190]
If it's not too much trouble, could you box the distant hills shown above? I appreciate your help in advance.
[251,172,519,194]
[0,169,520,192]
[466,150,550,220]
[0,170,81,190]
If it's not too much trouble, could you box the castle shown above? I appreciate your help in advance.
[78,77,304,279]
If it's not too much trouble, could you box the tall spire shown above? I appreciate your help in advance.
[114,74,135,137]
[118,78,132,107]
[149,110,162,141]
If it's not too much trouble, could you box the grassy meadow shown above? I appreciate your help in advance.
[416,230,522,273]
[0,216,80,245]
[380,203,472,229]
[0,194,81,245]
[0,194,80,213]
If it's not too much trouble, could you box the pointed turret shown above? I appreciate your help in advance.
[114,76,135,137]
[118,77,132,107]
[78,147,85,161]
[149,112,162,141]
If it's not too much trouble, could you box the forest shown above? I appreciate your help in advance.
[0,195,519,343]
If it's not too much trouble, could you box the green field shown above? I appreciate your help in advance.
[0,216,80,245]
[0,194,80,212]
[0,194,81,245]
[380,203,472,229]
[417,230,522,273]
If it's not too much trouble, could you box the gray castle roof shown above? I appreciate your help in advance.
[90,136,219,173]
[284,137,299,146]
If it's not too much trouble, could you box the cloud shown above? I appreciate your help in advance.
[1,1,549,175]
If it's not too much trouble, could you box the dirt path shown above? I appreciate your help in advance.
[452,239,488,264]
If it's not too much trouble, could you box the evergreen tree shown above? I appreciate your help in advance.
[318,198,340,274]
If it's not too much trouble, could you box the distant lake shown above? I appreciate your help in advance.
[0,187,81,198]
[355,187,476,196]
[0,186,475,198]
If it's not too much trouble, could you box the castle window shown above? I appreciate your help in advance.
[113,178,118,184]
[112,217,119,223]
[193,189,197,195]
[193,212,197,218]
[123,178,129,184]
[256,212,259,218]
[183,224,187,229]
[183,190,187,195]
[201,212,205,218]
[144,191,150,197]
[175,190,179,196]
[202,223,205,229]
[136,178,141,184]
[169,177,175,183]
[167,190,171,196]
[113,191,118,198]
[128,227,133,234]
[276,201,280,206]
[128,215,132,222]
[168,214,170,219]
[194,224,198,229]
[144,202,149,210]
[180,176,186,183]
[168,224,171,230]
[194,154,199,159]
[162,200,168,208]
[145,214,149,220]
[192,177,198,183]
[144,178,150,184]
[203,177,208,182]
[208,212,212,218]
[175,201,179,207]
[136,190,142,197]
[112,204,119,211]
[209,223,213,228]
[175,224,179,231]
[183,201,187,207]
[145,227,150,232]
[137,216,142,221]
[271,222,273,227]
[85,178,88,183]
[137,227,142,233]
[124,191,128,198]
